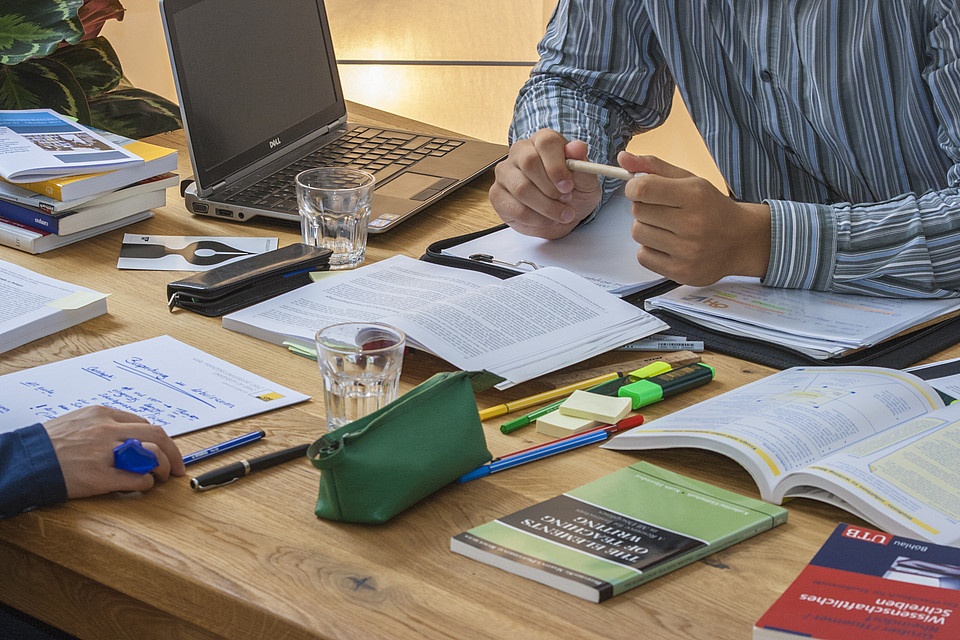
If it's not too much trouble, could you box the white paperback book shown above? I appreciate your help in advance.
[222,254,668,388]
[0,259,109,354]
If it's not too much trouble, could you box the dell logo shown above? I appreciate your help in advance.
[269,137,281,148]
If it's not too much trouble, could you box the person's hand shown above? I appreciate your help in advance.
[489,129,602,239]
[43,406,185,499]
[620,151,772,286]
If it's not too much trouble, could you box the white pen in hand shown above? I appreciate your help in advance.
[565,158,639,181]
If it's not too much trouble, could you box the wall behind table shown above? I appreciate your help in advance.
[103,0,723,187]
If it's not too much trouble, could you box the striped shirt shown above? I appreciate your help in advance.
[510,0,960,297]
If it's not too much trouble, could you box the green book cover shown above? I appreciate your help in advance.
[451,461,788,602]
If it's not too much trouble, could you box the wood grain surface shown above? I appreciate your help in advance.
[1,103,952,640]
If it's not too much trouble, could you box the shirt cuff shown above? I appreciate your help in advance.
[0,424,68,518]
[763,199,837,291]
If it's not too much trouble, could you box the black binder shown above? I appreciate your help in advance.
[422,226,960,370]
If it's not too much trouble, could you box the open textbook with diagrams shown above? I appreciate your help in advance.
[222,254,667,388]
[604,366,960,545]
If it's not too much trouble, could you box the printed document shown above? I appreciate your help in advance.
[646,277,960,358]
[222,255,667,388]
[0,259,108,354]
[443,190,665,296]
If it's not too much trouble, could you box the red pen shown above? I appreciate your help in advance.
[494,414,645,461]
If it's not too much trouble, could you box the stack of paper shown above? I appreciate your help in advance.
[223,255,668,388]
[0,109,177,253]
[442,191,666,297]
[645,277,960,359]
[0,260,109,354]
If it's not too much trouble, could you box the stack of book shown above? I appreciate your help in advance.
[0,109,177,253]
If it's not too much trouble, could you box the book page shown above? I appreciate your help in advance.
[646,278,960,358]
[605,367,944,499]
[223,255,665,387]
[781,402,960,544]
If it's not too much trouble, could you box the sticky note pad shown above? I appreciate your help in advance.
[536,410,600,438]
[558,390,632,423]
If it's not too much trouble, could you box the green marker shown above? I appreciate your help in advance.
[618,363,715,409]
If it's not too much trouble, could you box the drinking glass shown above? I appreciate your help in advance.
[315,322,406,430]
[295,167,374,269]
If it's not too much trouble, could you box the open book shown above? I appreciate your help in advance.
[645,277,960,360]
[604,366,960,544]
[222,254,667,388]
[0,109,143,183]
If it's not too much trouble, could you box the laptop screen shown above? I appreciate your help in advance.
[162,0,345,190]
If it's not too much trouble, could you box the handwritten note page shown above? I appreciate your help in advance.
[0,335,309,436]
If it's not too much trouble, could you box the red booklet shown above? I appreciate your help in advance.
[755,523,960,640]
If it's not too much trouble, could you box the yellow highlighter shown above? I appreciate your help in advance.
[491,361,676,431]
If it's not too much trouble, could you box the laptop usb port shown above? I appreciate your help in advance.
[215,208,233,218]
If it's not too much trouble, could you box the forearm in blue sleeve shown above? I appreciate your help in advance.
[0,424,68,519]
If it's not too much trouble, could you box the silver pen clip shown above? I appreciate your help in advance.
[468,253,540,271]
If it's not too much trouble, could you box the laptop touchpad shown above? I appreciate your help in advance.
[376,172,453,200]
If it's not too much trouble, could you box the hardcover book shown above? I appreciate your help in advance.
[450,461,787,602]
[754,523,960,639]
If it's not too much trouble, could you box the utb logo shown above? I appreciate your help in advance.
[842,525,891,545]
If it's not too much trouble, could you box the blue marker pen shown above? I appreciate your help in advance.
[183,430,266,466]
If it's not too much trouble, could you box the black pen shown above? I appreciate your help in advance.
[190,444,309,491]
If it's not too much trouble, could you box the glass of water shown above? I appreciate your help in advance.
[315,322,406,431]
[295,167,374,269]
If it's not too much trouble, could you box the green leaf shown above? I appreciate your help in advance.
[0,56,90,122]
[49,35,121,97]
[0,0,85,66]
[88,87,182,138]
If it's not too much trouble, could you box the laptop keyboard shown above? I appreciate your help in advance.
[225,126,464,213]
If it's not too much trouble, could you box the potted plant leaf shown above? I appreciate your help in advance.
[0,0,182,139]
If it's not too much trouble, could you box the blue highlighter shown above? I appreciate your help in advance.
[113,439,159,474]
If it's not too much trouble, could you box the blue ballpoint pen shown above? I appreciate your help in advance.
[456,415,645,483]
[183,430,266,466]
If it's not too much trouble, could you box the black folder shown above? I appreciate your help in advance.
[422,226,960,370]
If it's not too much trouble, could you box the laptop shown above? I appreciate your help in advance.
[159,0,507,233]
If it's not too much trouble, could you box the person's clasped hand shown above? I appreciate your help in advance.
[489,129,602,239]
[43,405,185,499]
[619,151,772,286]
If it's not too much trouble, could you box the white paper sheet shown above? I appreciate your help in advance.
[0,335,309,436]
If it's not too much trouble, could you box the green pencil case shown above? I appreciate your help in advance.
[307,370,496,523]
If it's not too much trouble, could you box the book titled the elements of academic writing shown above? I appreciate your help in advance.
[451,461,787,603]
[754,523,960,640]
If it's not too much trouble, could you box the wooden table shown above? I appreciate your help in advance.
[1,104,946,640]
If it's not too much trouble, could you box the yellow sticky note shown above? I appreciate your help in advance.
[46,291,109,310]
[536,410,599,438]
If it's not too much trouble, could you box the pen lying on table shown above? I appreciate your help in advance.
[457,414,645,484]
[190,443,309,491]
[183,430,266,466]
